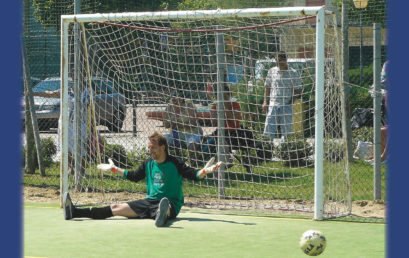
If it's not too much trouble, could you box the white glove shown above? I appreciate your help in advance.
[198,157,222,178]
[97,158,118,173]
[204,157,215,169]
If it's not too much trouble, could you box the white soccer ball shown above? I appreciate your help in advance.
[299,229,327,256]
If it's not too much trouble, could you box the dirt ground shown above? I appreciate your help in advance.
[23,185,386,220]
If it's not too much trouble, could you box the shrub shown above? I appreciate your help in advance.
[274,133,313,167]
[352,126,374,148]
[348,64,374,114]
[251,136,274,165]
[236,81,265,133]
[22,137,57,169]
[126,146,150,168]
[102,143,129,168]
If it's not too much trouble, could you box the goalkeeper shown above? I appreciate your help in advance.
[63,131,222,227]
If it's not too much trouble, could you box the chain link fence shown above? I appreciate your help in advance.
[22,0,387,222]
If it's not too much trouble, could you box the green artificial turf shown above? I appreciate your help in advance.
[24,202,385,258]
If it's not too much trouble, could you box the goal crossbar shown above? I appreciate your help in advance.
[61,6,331,23]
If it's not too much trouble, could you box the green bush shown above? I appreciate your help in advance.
[236,81,266,133]
[274,133,313,167]
[348,64,374,89]
[126,146,151,168]
[22,137,57,169]
[102,143,129,168]
[348,64,374,114]
[352,126,374,148]
[252,137,274,165]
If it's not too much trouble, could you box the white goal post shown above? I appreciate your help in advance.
[60,6,350,220]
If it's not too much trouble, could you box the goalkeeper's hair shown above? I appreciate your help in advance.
[149,131,168,154]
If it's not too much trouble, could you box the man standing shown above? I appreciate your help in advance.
[63,131,222,227]
[262,51,303,142]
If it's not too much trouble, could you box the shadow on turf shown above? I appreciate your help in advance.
[166,217,256,227]
[66,217,256,228]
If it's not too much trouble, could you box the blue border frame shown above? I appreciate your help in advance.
[387,1,409,257]
[1,2,22,257]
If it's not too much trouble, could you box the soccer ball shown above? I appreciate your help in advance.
[299,230,327,256]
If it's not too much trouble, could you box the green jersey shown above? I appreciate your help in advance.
[124,155,202,215]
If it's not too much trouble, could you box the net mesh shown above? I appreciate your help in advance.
[63,8,349,219]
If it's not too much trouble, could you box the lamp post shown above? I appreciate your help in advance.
[353,0,368,85]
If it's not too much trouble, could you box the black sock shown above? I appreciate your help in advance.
[73,206,113,219]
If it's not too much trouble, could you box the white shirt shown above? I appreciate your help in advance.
[264,66,303,106]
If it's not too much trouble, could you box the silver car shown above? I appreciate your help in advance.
[22,77,126,132]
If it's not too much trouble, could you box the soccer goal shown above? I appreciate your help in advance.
[60,6,350,220]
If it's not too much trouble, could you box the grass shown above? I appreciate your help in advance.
[23,158,387,202]
[349,160,387,200]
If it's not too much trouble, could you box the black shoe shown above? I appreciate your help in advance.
[155,197,169,227]
[63,192,74,220]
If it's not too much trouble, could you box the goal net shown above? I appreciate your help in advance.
[60,7,350,219]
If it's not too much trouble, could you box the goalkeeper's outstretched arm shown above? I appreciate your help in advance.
[173,156,222,180]
[97,158,124,175]
[99,157,222,180]
[97,159,146,182]
[197,157,223,179]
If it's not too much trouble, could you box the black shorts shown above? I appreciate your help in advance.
[127,199,176,220]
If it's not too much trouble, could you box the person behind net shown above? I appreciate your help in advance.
[369,60,388,164]
[206,84,253,165]
[162,91,203,163]
[262,51,303,143]
[380,60,388,162]
[62,131,222,227]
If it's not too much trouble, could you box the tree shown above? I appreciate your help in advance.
[177,0,218,10]
[32,0,289,30]
[177,0,284,10]
[333,0,387,27]
[32,0,173,30]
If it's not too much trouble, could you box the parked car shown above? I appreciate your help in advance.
[22,77,126,132]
